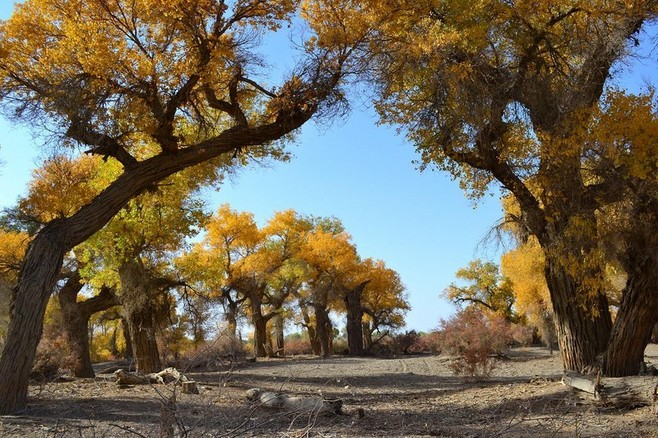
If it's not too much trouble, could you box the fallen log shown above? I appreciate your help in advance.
[562,371,658,410]
[245,388,343,415]
[114,367,192,386]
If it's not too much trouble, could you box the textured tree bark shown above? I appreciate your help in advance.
[602,263,658,376]
[57,272,91,377]
[0,224,68,413]
[362,322,373,352]
[298,303,321,355]
[248,292,269,358]
[58,274,118,377]
[344,282,369,357]
[314,304,333,358]
[127,306,162,373]
[544,260,612,372]
[272,313,285,357]
[121,317,134,360]
[119,260,164,374]
[225,300,239,340]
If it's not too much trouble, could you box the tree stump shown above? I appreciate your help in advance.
[182,381,199,394]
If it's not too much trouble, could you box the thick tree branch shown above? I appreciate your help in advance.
[67,120,138,168]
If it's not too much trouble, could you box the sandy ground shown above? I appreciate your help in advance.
[1,346,657,437]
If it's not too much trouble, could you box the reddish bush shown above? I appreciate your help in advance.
[284,337,314,356]
[509,323,534,347]
[32,321,77,380]
[438,308,514,380]
[395,330,421,354]
[414,331,443,354]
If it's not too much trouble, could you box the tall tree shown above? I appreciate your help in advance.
[360,259,408,352]
[308,0,658,373]
[585,91,658,375]
[0,0,355,412]
[299,229,360,358]
[260,210,313,356]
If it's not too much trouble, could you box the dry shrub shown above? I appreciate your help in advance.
[284,336,313,356]
[438,308,514,380]
[510,323,534,346]
[395,330,421,354]
[32,320,76,380]
[175,335,245,370]
[416,331,443,353]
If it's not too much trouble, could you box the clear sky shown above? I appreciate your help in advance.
[0,3,655,333]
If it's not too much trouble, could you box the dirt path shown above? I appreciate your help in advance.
[1,346,657,437]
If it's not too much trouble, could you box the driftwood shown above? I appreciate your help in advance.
[114,367,199,393]
[563,371,658,410]
[245,388,343,415]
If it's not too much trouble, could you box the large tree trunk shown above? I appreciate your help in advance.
[272,313,285,357]
[224,300,240,339]
[58,272,118,378]
[249,293,269,358]
[306,324,321,356]
[119,261,163,373]
[314,304,333,358]
[602,258,658,376]
[127,306,161,373]
[0,224,68,413]
[58,271,91,377]
[544,260,612,372]
[344,282,368,357]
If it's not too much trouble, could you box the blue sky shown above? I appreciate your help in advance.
[0,3,655,333]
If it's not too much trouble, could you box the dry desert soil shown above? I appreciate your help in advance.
[1,345,658,437]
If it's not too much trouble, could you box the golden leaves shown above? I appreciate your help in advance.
[20,155,110,222]
[0,230,29,282]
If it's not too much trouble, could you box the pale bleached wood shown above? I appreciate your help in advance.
[563,371,658,409]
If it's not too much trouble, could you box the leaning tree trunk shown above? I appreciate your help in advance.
[0,227,68,413]
[344,282,369,357]
[544,260,612,372]
[601,260,658,376]
[58,273,118,378]
[314,304,333,358]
